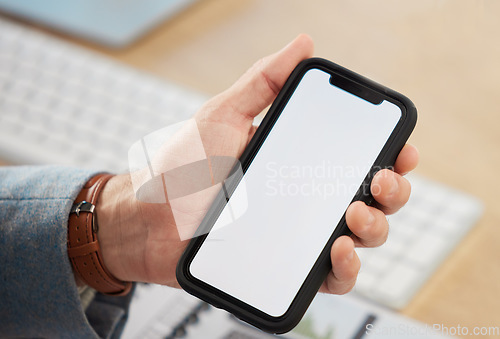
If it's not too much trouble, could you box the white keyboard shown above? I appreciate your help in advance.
[0,17,206,173]
[0,17,483,312]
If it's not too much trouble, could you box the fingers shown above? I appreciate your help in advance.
[319,236,360,294]
[371,169,411,215]
[393,144,419,175]
[346,201,389,247]
[201,34,314,125]
[340,144,417,252]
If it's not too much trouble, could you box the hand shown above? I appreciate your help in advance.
[95,34,419,295]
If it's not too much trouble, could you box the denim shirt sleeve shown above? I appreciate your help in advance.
[0,166,133,338]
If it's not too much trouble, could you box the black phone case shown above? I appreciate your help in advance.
[176,58,417,334]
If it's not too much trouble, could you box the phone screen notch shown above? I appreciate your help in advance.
[329,74,383,105]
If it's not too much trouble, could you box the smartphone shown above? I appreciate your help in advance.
[176,58,417,333]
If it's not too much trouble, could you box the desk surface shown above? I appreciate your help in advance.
[5,0,500,335]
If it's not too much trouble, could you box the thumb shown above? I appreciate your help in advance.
[200,34,314,125]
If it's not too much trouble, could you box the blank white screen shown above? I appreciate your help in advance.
[190,68,401,317]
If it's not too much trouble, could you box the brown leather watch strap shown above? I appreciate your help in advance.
[67,173,132,296]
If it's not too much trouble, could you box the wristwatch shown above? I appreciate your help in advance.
[67,173,132,296]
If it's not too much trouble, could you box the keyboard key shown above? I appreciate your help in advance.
[375,264,420,305]
[406,234,448,267]
[355,270,376,294]
[29,89,54,108]
[6,80,32,99]
[361,252,393,274]
[377,237,406,257]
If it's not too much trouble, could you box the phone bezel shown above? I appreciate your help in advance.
[176,58,417,334]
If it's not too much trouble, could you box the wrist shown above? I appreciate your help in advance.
[95,174,143,282]
[95,172,183,287]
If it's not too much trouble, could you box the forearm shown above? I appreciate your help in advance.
[0,165,138,338]
[0,165,100,338]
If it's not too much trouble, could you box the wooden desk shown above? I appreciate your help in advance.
[6,0,500,336]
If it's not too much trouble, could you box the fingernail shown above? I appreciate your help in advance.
[346,248,354,261]
[365,207,376,226]
[388,175,398,195]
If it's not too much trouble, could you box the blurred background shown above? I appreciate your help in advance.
[0,0,498,337]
